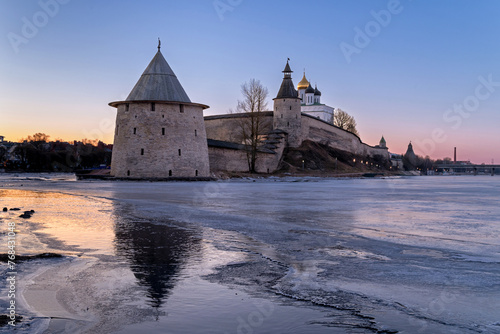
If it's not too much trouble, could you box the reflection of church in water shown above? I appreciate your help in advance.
[114,219,200,308]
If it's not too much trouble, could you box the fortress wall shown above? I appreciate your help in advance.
[208,147,279,174]
[302,115,361,154]
[208,129,287,174]
[301,115,389,160]
[205,113,273,143]
[203,112,388,175]
[362,143,389,160]
[208,146,250,172]
[255,133,287,173]
[111,102,210,178]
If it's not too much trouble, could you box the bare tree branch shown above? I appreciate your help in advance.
[334,109,359,136]
[234,79,269,172]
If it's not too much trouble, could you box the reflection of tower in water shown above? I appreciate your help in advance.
[114,219,201,309]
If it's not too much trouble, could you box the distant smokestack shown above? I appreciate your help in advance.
[454,147,457,164]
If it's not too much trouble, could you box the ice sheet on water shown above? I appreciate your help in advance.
[2,175,499,333]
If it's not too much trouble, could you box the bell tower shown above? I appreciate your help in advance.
[273,59,302,147]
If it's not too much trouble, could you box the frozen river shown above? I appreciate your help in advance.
[0,174,499,333]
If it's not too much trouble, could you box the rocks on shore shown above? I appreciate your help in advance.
[19,210,35,219]
[0,314,23,327]
[0,252,62,263]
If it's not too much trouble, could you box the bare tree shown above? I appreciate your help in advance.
[233,79,269,173]
[334,109,359,136]
[27,133,50,142]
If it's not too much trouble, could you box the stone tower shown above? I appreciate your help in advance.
[379,136,387,148]
[273,60,302,147]
[109,43,210,179]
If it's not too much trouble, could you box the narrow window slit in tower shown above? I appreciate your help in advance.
[162,128,165,135]
[290,106,292,110]
[180,105,184,113]
[178,149,181,156]
[127,170,130,176]
[151,103,155,111]
[141,148,144,155]
[169,170,172,176]
[195,170,198,176]
[133,128,136,134]
[125,103,129,111]
[195,129,197,137]
[287,122,289,127]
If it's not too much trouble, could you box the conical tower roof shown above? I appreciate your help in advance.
[275,59,298,99]
[126,50,191,103]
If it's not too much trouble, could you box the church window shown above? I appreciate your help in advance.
[178,149,181,156]
[127,170,130,176]
[195,170,198,176]
[180,105,184,113]
[141,148,144,155]
[162,128,165,135]
[169,170,172,176]
[133,128,136,134]
[125,103,129,111]
[151,103,155,111]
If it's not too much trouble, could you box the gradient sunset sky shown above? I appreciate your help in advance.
[1,0,499,163]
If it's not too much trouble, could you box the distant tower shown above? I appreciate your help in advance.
[403,141,418,170]
[297,71,309,104]
[379,136,386,148]
[273,60,302,147]
[109,42,210,179]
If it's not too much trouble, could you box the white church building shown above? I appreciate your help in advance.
[297,72,335,123]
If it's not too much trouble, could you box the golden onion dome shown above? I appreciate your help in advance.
[297,72,310,90]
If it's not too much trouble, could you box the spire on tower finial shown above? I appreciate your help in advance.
[158,38,161,52]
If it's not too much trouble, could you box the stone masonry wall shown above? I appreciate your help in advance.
[203,111,388,174]
[205,112,273,143]
[301,114,389,160]
[111,102,210,178]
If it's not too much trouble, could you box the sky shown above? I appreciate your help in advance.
[1,0,499,163]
